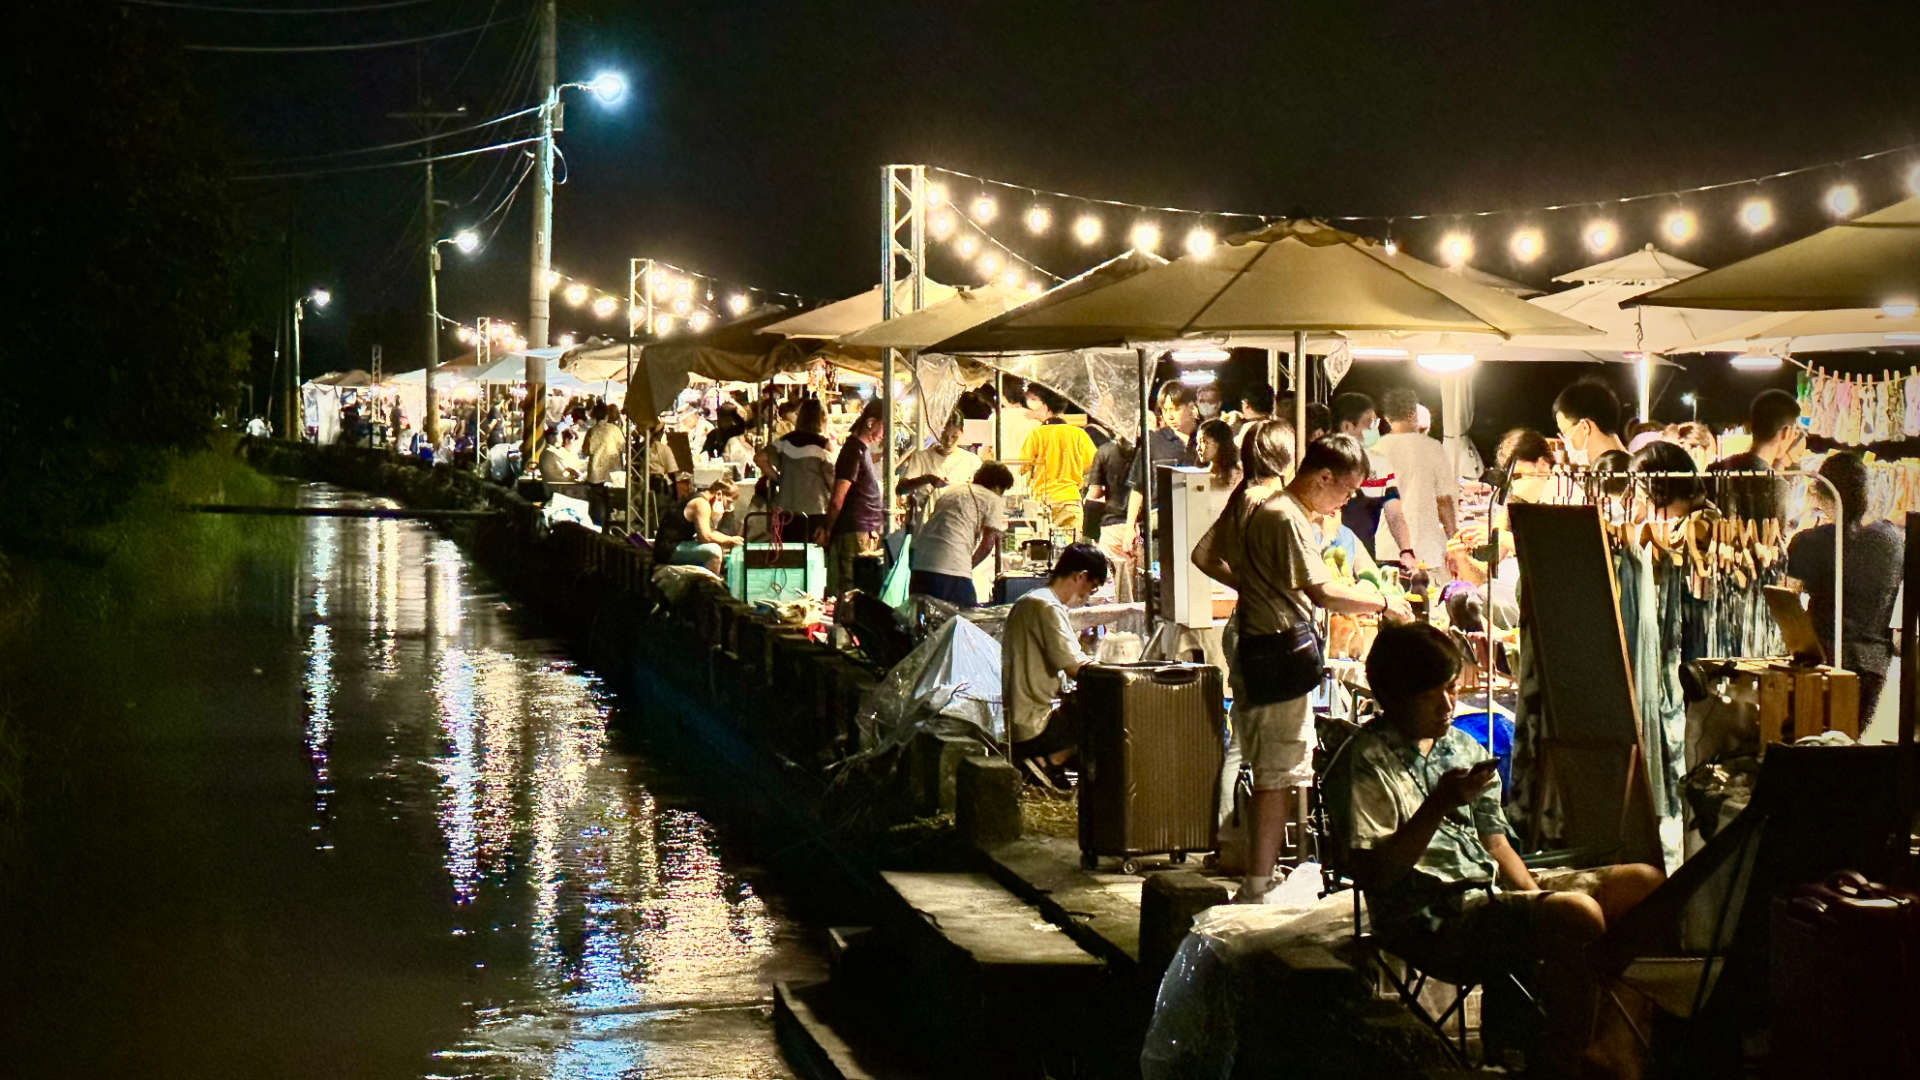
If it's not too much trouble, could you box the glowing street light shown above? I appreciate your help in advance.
[585,71,628,105]
[452,229,480,254]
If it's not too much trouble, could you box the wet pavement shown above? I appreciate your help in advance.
[3,483,821,1079]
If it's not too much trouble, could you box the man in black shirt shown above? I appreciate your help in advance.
[1708,388,1803,522]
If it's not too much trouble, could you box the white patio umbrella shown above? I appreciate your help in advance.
[761,280,961,340]
[1634,197,1920,312]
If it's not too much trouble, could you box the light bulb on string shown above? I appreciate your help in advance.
[1130,220,1161,252]
[1508,227,1544,263]
[543,269,562,292]
[1184,226,1216,258]
[676,277,694,299]
[592,296,617,319]
[969,194,996,223]
[998,267,1024,290]
[1739,198,1775,233]
[926,181,947,207]
[653,315,675,336]
[557,334,574,348]
[727,293,750,316]
[1024,205,1052,234]
[647,269,670,296]
[689,310,713,332]
[563,282,589,307]
[1662,209,1697,244]
[1584,219,1618,254]
[671,296,691,315]
[976,250,1004,279]
[954,233,980,259]
[1824,182,1860,218]
[1439,231,1473,266]
[456,327,475,343]
[1072,214,1103,245]
[929,208,956,239]
[1026,280,1046,297]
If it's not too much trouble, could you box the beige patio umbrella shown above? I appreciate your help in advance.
[1675,307,1920,355]
[1634,196,1920,312]
[760,280,960,340]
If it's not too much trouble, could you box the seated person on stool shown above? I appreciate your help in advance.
[1324,623,1664,1076]
[1002,543,1105,793]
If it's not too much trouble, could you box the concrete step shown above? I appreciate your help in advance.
[775,979,929,1080]
[879,870,1105,974]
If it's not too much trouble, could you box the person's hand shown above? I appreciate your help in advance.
[811,526,829,546]
[1396,548,1419,572]
[1431,761,1499,810]
[932,475,948,487]
[1382,596,1415,623]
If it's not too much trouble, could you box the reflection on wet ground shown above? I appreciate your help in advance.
[3,484,819,1079]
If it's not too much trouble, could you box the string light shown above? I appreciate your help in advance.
[1072,214,1102,245]
[926,181,947,207]
[954,233,980,259]
[654,315,675,336]
[592,296,617,319]
[930,208,956,239]
[456,327,475,343]
[1439,232,1473,266]
[999,267,1024,289]
[1583,219,1618,254]
[727,293,749,315]
[563,282,588,306]
[1508,227,1544,262]
[689,310,713,332]
[976,250,1004,279]
[1024,205,1052,234]
[675,277,694,300]
[671,296,691,315]
[647,268,670,295]
[969,194,997,223]
[1661,209,1698,244]
[1130,220,1161,252]
[556,333,574,348]
[1739,197,1775,233]
[1183,226,1216,258]
[1025,280,1045,296]
[1823,182,1860,218]
[1382,237,1398,256]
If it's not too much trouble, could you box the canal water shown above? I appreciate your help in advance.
[3,484,823,1078]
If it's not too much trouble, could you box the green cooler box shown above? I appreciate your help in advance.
[725,542,827,605]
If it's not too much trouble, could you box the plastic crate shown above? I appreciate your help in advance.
[725,542,826,606]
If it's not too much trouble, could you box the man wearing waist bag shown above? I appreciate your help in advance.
[1196,428,1412,903]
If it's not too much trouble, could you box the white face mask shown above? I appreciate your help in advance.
[1508,474,1549,505]
[1197,402,1222,419]
[1562,421,1589,466]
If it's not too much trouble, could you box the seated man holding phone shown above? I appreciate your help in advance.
[1325,623,1663,1074]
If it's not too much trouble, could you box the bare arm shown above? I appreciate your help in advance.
[1385,497,1413,561]
[970,527,1002,567]
[689,499,740,547]
[1306,578,1411,619]
[1484,832,1538,891]
[1350,765,1496,890]
[1437,495,1458,542]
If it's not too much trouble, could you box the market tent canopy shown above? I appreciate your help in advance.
[561,342,632,383]
[761,280,960,340]
[622,307,811,418]
[388,358,480,385]
[1553,244,1707,285]
[1524,280,1748,354]
[475,345,573,382]
[1673,307,1920,354]
[1452,264,1543,298]
[930,220,1596,354]
[1634,197,1920,311]
[836,281,1031,350]
[309,369,373,387]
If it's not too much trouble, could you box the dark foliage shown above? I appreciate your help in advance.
[1,8,246,554]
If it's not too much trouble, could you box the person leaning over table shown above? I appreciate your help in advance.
[1192,429,1413,904]
[907,462,1015,608]
[658,478,745,576]
[1324,622,1664,1077]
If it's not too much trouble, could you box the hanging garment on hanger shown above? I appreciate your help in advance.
[1904,370,1920,438]
[1860,376,1888,445]
[1816,371,1840,439]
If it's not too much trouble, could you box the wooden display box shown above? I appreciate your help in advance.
[1757,662,1861,746]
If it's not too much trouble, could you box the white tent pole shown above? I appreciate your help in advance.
[1138,346,1156,634]
[1293,331,1307,462]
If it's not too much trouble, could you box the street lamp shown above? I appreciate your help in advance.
[290,287,330,441]
[1681,391,1698,420]
[425,229,482,448]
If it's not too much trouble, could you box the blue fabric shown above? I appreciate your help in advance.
[1449,710,1514,792]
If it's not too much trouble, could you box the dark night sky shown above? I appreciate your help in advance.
[165,0,1918,389]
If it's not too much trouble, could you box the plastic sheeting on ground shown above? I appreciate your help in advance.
[853,614,1005,753]
[1141,867,1355,1080]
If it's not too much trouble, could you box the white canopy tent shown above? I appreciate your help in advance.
[761,280,960,340]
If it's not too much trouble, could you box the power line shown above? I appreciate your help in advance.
[184,13,520,53]
[245,102,541,165]
[234,133,541,181]
[126,0,431,12]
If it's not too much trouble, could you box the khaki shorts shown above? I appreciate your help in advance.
[1229,692,1315,791]
[1383,866,1609,980]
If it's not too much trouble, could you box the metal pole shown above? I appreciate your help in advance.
[423,152,440,449]
[291,301,304,443]
[1292,330,1307,462]
[626,258,641,533]
[1139,346,1155,632]
[523,0,557,466]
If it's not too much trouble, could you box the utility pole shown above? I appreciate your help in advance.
[392,105,466,449]
[523,0,557,464]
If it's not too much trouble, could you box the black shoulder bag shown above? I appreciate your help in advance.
[1231,494,1325,706]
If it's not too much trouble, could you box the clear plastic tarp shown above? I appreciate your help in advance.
[916,348,1143,436]
[853,613,1005,753]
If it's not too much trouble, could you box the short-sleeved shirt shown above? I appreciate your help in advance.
[1322,718,1510,934]
[1002,587,1092,742]
[583,420,624,483]
[1788,520,1903,675]
[1342,447,1400,551]
[1374,432,1454,567]
[1089,440,1137,527]
[910,484,1008,578]
[1708,451,1788,522]
[1196,489,1330,637]
[831,439,883,536]
[1019,420,1096,506]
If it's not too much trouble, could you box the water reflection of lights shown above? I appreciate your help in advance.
[305,516,336,850]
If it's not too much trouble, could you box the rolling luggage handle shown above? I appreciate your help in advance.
[1149,666,1199,686]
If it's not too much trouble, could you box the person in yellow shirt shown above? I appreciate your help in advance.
[1018,384,1096,536]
